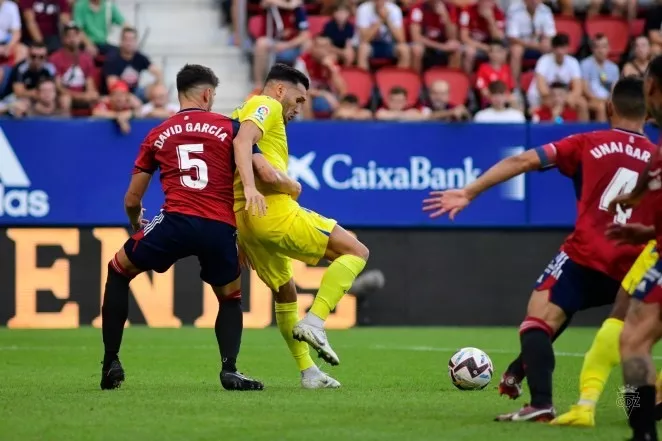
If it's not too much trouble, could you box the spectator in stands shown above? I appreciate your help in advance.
[322,1,355,66]
[73,0,125,56]
[409,0,460,72]
[49,22,98,110]
[375,86,426,120]
[475,39,516,108]
[581,34,618,122]
[93,80,139,134]
[555,0,632,18]
[295,34,346,118]
[8,41,56,102]
[646,0,662,55]
[0,94,29,116]
[139,83,178,118]
[458,0,505,74]
[0,0,25,96]
[27,77,68,116]
[102,27,161,101]
[252,0,310,88]
[506,0,555,82]
[424,79,471,120]
[622,35,652,77]
[527,33,587,121]
[333,94,373,120]
[474,80,526,122]
[356,0,410,70]
[531,81,578,122]
[21,0,71,53]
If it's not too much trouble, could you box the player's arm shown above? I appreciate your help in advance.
[252,153,302,199]
[125,171,151,231]
[233,120,267,215]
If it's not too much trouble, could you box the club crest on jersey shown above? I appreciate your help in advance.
[253,105,270,123]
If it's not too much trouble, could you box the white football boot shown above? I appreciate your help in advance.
[301,368,341,389]
[292,321,340,366]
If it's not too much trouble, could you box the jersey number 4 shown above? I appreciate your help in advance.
[599,167,639,225]
[177,143,208,190]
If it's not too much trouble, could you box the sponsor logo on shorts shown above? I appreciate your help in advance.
[253,105,270,123]
[0,128,50,218]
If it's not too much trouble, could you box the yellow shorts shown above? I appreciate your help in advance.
[236,195,337,291]
[622,240,659,295]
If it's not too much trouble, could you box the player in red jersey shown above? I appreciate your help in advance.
[604,56,662,441]
[423,76,656,422]
[99,64,266,392]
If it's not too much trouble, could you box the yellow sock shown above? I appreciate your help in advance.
[275,301,315,371]
[578,318,624,405]
[310,255,366,320]
[656,370,662,403]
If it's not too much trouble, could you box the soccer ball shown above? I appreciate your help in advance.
[448,347,494,390]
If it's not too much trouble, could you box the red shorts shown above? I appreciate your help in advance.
[633,255,662,304]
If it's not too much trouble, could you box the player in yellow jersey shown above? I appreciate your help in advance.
[552,240,662,426]
[231,64,370,388]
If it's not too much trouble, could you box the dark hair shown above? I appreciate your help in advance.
[611,76,646,120]
[488,39,506,48]
[488,80,507,95]
[389,86,407,96]
[30,41,47,50]
[341,94,359,104]
[550,81,568,90]
[646,54,662,84]
[334,0,350,11]
[37,78,56,88]
[551,33,570,49]
[176,64,219,94]
[121,26,138,37]
[592,33,608,46]
[265,63,310,90]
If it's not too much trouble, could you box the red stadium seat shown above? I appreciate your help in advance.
[631,18,645,37]
[520,70,535,92]
[339,68,374,107]
[375,67,421,108]
[248,15,266,39]
[554,16,583,54]
[585,18,629,62]
[307,15,330,37]
[423,67,469,106]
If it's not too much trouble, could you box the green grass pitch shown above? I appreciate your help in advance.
[1,327,659,441]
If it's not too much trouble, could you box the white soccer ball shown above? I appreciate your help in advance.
[448,347,494,390]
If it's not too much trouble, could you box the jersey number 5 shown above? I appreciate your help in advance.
[177,143,208,190]
[599,167,639,225]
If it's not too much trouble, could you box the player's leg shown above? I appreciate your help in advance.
[621,298,662,441]
[198,218,263,391]
[293,215,369,365]
[496,252,588,422]
[553,241,658,426]
[100,212,183,390]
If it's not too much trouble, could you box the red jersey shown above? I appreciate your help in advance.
[409,1,457,43]
[134,109,240,226]
[475,62,513,91]
[295,52,337,89]
[645,147,662,245]
[49,49,95,92]
[538,128,656,280]
[458,3,504,43]
[533,105,578,123]
[22,0,70,37]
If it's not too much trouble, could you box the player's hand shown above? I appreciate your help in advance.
[238,244,253,270]
[131,208,149,232]
[422,189,471,220]
[244,186,267,217]
[608,192,640,214]
[605,223,654,245]
[291,181,302,201]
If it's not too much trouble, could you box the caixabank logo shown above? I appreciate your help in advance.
[0,128,50,218]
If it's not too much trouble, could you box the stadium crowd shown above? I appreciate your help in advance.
[235,0,662,122]
[0,0,173,128]
[0,0,661,124]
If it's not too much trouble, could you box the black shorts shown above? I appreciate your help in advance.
[535,250,620,317]
[124,211,240,287]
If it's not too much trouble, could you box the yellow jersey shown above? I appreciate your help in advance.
[231,95,289,211]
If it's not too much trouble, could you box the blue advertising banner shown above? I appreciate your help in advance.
[0,119,656,227]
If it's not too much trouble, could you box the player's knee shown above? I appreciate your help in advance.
[620,325,649,356]
[354,241,369,261]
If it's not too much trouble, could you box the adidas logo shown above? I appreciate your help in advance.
[0,128,49,217]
